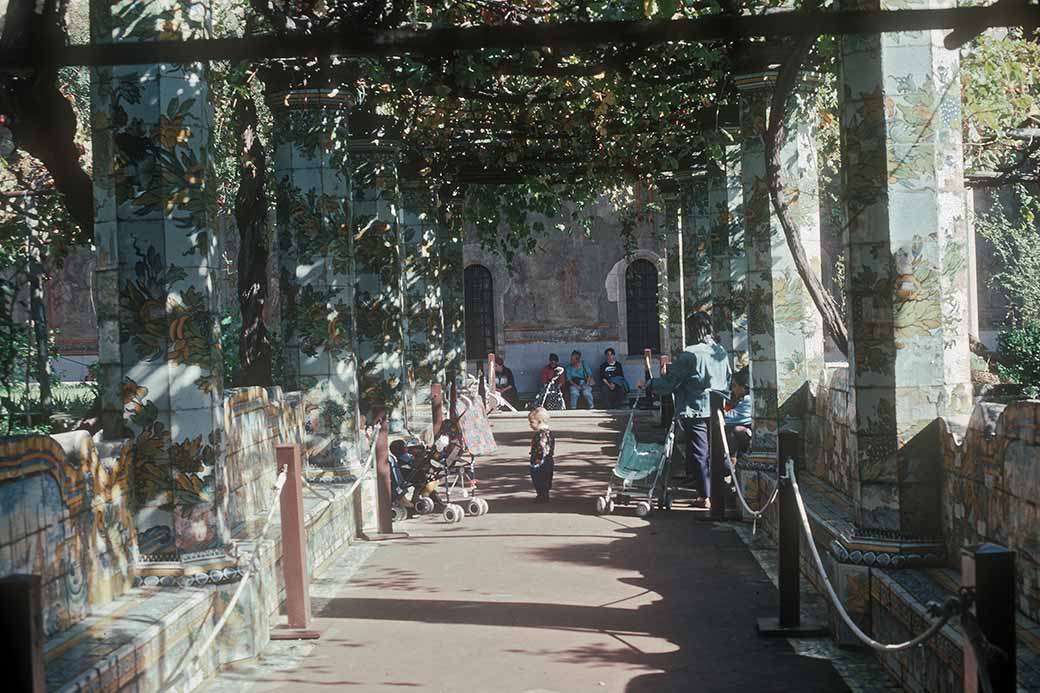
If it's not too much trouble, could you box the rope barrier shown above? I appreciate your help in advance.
[301,423,381,500]
[166,466,288,686]
[726,456,780,535]
[787,461,963,652]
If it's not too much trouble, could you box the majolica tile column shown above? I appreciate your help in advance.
[92,0,231,574]
[658,180,684,353]
[271,88,359,460]
[438,190,467,383]
[679,172,713,333]
[399,170,445,426]
[708,144,748,359]
[737,72,826,460]
[349,123,408,432]
[840,0,971,535]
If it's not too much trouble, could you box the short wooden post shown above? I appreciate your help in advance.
[271,444,319,640]
[375,421,394,534]
[0,575,45,693]
[431,383,444,432]
[659,354,673,425]
[487,352,497,408]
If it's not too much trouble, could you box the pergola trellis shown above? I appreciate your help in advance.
[3,0,1036,574]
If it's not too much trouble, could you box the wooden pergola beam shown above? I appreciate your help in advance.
[5,5,1037,68]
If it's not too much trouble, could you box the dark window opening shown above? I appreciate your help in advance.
[626,259,661,355]
[464,264,495,359]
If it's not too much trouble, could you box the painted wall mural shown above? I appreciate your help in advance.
[400,181,445,424]
[271,89,360,464]
[0,432,135,637]
[91,0,230,568]
[708,143,748,359]
[350,139,407,430]
[680,173,713,327]
[660,187,684,354]
[738,73,826,459]
[840,5,972,532]
[440,195,467,380]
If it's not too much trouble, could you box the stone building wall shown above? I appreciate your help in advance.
[463,197,669,395]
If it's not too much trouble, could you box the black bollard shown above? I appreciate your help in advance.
[757,459,826,636]
[0,575,45,692]
[962,544,1016,693]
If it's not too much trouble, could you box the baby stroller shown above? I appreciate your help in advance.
[529,366,566,411]
[594,395,676,518]
[405,390,497,523]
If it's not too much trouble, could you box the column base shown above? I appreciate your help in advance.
[270,626,322,640]
[756,616,828,637]
[133,554,240,588]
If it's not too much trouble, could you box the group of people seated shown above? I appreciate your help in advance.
[538,348,633,410]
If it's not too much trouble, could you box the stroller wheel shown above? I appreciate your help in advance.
[606,499,615,514]
[478,498,489,514]
[467,499,484,517]
[635,501,652,518]
[594,496,606,515]
[443,504,462,523]
[392,506,409,523]
[415,497,435,515]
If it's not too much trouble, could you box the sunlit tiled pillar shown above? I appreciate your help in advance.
[658,180,684,354]
[708,143,748,360]
[91,0,232,577]
[271,89,359,460]
[400,171,445,426]
[439,190,467,383]
[737,71,826,461]
[840,0,971,535]
[679,172,713,333]
[349,127,408,432]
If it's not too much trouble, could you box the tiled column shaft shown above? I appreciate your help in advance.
[680,173,713,333]
[439,195,467,382]
[708,144,748,359]
[738,73,826,460]
[840,0,971,533]
[659,184,684,354]
[271,90,359,456]
[91,0,231,569]
[350,139,408,431]
[400,180,445,424]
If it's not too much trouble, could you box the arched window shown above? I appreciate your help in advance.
[464,264,495,359]
[626,259,661,355]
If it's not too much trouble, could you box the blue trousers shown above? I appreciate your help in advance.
[530,460,554,494]
[569,384,594,409]
[679,417,711,497]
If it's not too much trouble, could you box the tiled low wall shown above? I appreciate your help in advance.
[941,400,1040,621]
[0,431,135,637]
[800,363,856,501]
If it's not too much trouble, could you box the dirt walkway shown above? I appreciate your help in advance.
[206,410,851,692]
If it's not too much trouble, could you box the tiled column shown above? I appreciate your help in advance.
[840,0,971,535]
[737,72,826,460]
[91,0,232,573]
[439,191,467,382]
[271,89,359,460]
[708,143,748,359]
[679,172,713,332]
[400,174,445,426]
[349,132,408,432]
[658,180,684,354]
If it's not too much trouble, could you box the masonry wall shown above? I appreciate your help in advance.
[464,197,669,395]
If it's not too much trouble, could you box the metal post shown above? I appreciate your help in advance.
[375,421,394,534]
[709,391,727,520]
[0,575,45,692]
[962,544,1016,693]
[487,352,497,409]
[757,459,826,636]
[271,444,320,640]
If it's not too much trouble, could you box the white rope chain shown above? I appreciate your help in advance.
[725,457,780,534]
[787,462,958,652]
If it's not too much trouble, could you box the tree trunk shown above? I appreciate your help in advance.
[763,34,850,357]
[233,85,272,387]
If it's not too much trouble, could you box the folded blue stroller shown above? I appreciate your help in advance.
[594,396,675,518]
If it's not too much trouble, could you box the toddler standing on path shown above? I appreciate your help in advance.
[528,407,555,503]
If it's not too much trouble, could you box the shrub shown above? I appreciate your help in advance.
[996,322,1040,398]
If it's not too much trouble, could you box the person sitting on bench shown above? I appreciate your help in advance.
[724,367,752,464]
[598,347,631,408]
